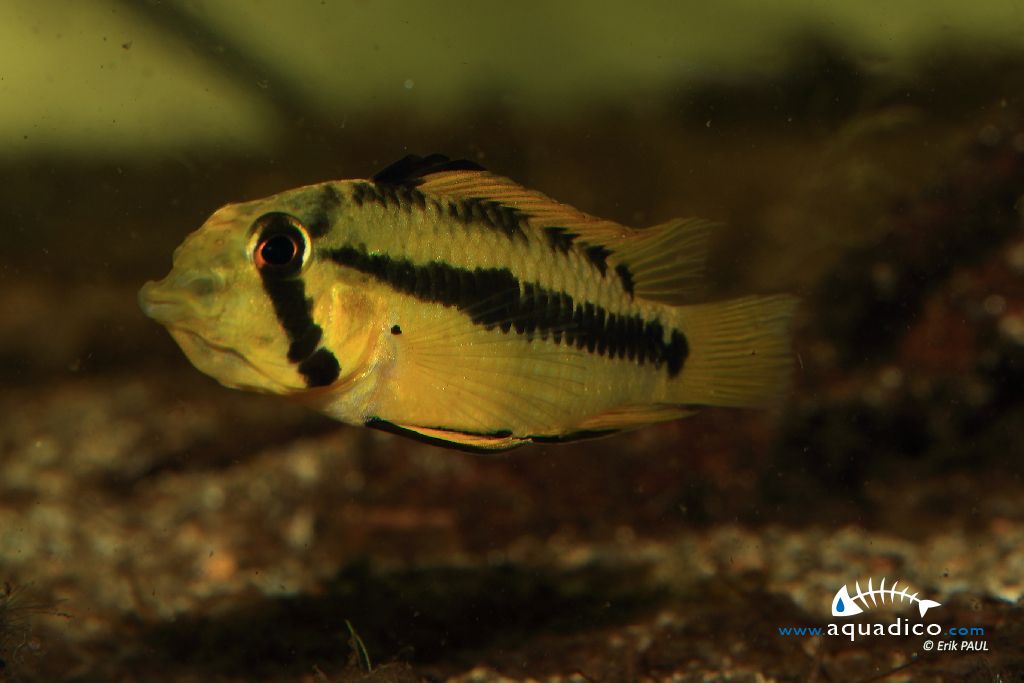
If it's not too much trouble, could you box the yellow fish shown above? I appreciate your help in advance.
[139,154,796,451]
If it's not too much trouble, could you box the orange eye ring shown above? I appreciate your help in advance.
[251,212,309,276]
[254,232,300,269]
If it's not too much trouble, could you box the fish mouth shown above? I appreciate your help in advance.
[138,274,224,324]
[138,280,190,324]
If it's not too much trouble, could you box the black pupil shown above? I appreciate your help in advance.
[260,234,297,266]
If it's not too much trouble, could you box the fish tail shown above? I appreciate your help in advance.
[667,294,798,408]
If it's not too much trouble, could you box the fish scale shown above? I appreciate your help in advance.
[353,186,639,349]
[338,179,640,327]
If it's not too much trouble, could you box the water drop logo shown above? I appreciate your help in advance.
[830,578,941,618]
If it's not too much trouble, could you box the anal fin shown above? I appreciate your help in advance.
[365,418,527,453]
[524,404,692,445]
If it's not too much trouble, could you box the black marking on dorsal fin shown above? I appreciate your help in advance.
[543,226,578,254]
[584,244,612,276]
[372,154,485,187]
[615,263,635,297]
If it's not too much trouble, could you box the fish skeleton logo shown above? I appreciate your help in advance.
[831,577,942,618]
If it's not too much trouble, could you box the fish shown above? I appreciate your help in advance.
[831,578,942,618]
[139,153,796,452]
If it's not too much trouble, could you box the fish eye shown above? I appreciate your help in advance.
[256,233,298,267]
[252,213,309,273]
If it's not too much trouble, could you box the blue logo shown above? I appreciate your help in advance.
[831,577,941,618]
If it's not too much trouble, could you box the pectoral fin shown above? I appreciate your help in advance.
[377,297,589,439]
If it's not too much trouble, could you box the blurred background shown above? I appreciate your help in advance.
[1,1,1023,680]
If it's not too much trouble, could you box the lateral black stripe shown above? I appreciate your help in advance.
[327,247,688,376]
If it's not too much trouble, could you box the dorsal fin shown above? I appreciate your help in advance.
[610,218,717,305]
[398,161,717,306]
[413,166,631,240]
[371,154,485,187]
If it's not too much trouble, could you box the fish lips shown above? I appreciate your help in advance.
[138,277,224,325]
[138,280,182,324]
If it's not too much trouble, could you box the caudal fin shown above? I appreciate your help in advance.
[669,295,798,408]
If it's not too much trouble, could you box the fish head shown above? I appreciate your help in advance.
[139,183,369,395]
[830,583,863,618]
